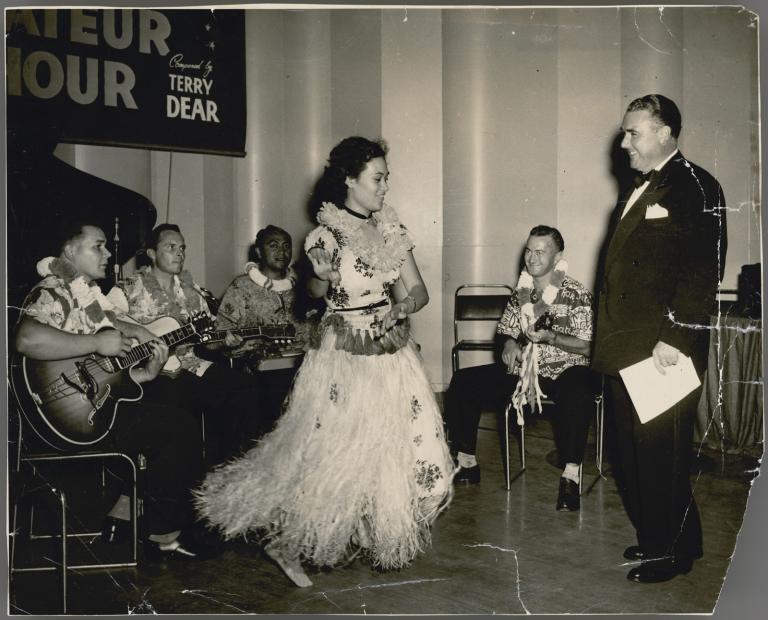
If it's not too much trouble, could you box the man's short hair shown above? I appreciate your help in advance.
[255,225,292,251]
[626,94,682,139]
[147,223,181,251]
[529,225,564,252]
[55,219,101,254]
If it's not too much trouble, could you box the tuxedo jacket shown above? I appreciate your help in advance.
[592,152,727,377]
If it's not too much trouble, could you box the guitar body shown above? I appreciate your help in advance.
[9,315,203,451]
[9,354,142,451]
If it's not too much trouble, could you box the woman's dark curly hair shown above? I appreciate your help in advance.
[309,136,388,214]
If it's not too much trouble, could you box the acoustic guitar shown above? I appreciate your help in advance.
[9,313,213,450]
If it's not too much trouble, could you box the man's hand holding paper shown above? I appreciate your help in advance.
[619,342,701,424]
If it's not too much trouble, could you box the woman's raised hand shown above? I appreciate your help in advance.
[308,248,341,285]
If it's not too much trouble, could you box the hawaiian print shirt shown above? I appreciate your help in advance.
[498,274,593,379]
[112,267,212,376]
[217,273,312,358]
[22,275,117,335]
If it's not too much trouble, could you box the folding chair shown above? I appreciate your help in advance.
[9,410,144,613]
[452,284,514,373]
[502,390,605,492]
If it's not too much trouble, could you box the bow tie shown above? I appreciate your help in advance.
[633,169,659,189]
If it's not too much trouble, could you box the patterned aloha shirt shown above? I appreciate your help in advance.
[22,275,117,335]
[498,274,593,379]
[217,272,311,359]
[111,266,212,376]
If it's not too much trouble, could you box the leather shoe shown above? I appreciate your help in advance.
[623,545,645,560]
[454,465,480,484]
[624,545,703,561]
[102,517,132,544]
[627,556,694,583]
[556,477,580,511]
[142,530,222,563]
[143,538,201,563]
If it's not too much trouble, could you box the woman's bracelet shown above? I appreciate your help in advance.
[551,332,559,347]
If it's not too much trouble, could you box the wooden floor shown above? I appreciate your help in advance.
[8,411,760,615]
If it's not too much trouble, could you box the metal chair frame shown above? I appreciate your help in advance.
[502,391,605,492]
[452,284,514,373]
[9,415,144,613]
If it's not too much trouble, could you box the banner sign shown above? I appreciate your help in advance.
[6,8,246,156]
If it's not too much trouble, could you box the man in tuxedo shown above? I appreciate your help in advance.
[593,94,727,583]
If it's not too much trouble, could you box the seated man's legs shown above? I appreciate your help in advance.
[546,365,600,510]
[197,363,269,464]
[444,363,518,482]
[145,366,267,467]
[250,366,298,433]
[107,399,204,553]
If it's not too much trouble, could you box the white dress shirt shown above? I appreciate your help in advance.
[621,149,678,219]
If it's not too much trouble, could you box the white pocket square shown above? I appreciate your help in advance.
[645,203,669,219]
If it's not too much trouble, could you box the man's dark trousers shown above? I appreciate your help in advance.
[445,363,598,468]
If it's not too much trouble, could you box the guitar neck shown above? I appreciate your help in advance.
[112,323,200,369]
[206,326,290,343]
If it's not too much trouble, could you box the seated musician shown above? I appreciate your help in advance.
[217,225,317,426]
[443,225,599,511]
[108,224,269,466]
[14,220,210,560]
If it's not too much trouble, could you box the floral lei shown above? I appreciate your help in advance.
[244,262,296,292]
[134,266,200,321]
[510,259,568,425]
[317,202,413,272]
[515,260,567,330]
[36,256,115,324]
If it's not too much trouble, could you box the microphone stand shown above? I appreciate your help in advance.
[113,216,123,285]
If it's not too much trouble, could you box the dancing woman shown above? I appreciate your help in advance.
[194,136,454,586]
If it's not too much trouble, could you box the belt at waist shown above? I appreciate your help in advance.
[329,299,389,313]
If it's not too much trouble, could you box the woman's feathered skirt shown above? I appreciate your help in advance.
[194,308,455,570]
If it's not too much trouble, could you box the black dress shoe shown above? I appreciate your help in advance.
[454,465,480,484]
[627,556,694,583]
[623,545,645,560]
[556,478,580,511]
[102,517,132,544]
[624,545,703,561]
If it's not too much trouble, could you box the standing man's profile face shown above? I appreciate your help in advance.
[620,109,673,173]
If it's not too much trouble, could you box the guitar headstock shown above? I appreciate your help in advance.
[263,323,297,344]
[189,312,215,336]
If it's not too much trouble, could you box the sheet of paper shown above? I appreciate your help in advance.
[619,355,701,424]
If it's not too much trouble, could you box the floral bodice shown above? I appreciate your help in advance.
[304,203,414,316]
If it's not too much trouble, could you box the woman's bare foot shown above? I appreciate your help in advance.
[265,546,313,587]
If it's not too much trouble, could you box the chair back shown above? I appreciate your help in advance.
[453,284,513,344]
[452,284,513,372]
